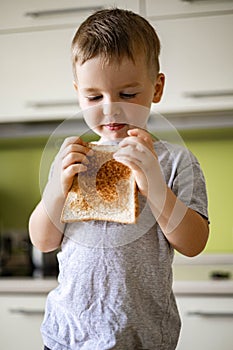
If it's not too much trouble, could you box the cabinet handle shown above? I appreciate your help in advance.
[187,311,233,318]
[181,0,232,2]
[9,308,44,316]
[25,6,103,18]
[183,90,233,99]
[27,100,78,109]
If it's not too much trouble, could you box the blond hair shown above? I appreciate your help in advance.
[71,8,161,81]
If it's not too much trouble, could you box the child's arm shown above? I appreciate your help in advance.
[147,186,209,257]
[114,129,209,257]
[29,137,93,252]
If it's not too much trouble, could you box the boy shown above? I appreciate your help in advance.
[29,8,209,350]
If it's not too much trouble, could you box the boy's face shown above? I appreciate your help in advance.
[74,55,164,141]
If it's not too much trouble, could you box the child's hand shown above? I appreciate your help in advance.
[113,129,166,201]
[52,136,93,197]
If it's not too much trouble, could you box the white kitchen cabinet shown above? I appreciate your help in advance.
[146,0,233,19]
[0,27,79,122]
[0,294,46,350]
[0,0,140,32]
[176,295,233,350]
[150,14,233,115]
[0,0,141,123]
[1,1,233,123]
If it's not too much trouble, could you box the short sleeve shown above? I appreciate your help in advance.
[156,141,209,222]
[171,150,209,221]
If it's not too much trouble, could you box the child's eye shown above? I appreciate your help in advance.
[87,95,102,101]
[120,93,137,99]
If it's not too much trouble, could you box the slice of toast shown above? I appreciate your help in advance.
[61,143,138,224]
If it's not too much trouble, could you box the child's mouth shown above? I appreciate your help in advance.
[104,123,126,131]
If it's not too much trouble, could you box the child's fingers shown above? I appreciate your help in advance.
[62,152,89,170]
[119,135,151,154]
[128,128,154,142]
[58,137,94,164]
[128,129,156,152]
[122,129,157,156]
[114,144,146,165]
[62,163,88,195]
[61,143,93,160]
[63,163,87,178]
[60,136,85,150]
[114,155,142,173]
[59,136,93,155]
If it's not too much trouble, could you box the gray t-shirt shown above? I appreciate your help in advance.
[41,141,208,350]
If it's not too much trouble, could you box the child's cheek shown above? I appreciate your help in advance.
[82,106,103,130]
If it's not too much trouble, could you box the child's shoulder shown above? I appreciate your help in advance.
[155,139,188,152]
[155,140,199,168]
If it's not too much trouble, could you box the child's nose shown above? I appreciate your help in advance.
[102,102,121,118]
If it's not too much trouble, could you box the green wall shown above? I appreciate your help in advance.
[0,135,94,232]
[0,129,232,253]
[0,138,44,230]
[183,129,233,253]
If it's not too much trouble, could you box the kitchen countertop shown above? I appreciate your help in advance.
[0,278,233,296]
[173,253,233,294]
[173,280,233,295]
[0,278,58,294]
[1,254,233,296]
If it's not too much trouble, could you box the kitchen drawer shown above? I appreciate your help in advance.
[0,294,46,350]
[176,295,233,350]
[145,0,233,20]
[0,0,140,32]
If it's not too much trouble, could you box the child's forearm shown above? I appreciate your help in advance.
[29,136,94,252]
[148,187,209,257]
[29,184,65,252]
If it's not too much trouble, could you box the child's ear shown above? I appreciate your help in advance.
[73,81,80,105]
[152,73,165,103]
[73,81,78,91]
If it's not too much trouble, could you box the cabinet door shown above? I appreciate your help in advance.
[146,0,233,19]
[0,27,79,122]
[0,0,140,32]
[151,14,233,114]
[0,294,46,350]
[176,296,233,350]
[0,1,141,123]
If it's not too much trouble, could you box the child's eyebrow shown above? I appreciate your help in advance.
[81,83,142,93]
[120,82,142,89]
[80,88,100,93]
